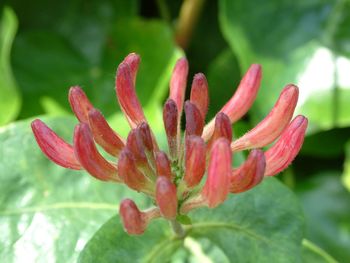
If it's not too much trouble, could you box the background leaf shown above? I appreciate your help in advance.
[0,116,150,263]
[0,7,21,125]
[219,0,350,132]
[296,172,350,262]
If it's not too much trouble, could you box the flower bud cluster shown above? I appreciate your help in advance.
[31,53,308,235]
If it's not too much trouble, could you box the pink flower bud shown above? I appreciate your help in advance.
[126,129,147,166]
[201,138,231,208]
[184,136,206,188]
[207,112,232,150]
[88,109,125,156]
[230,149,266,193]
[190,73,209,119]
[118,148,149,191]
[122,53,140,85]
[169,57,189,115]
[185,101,204,136]
[31,119,81,170]
[163,99,178,158]
[68,86,93,123]
[116,63,146,128]
[264,115,308,176]
[231,84,299,151]
[156,176,178,219]
[119,199,146,235]
[155,151,173,179]
[202,64,261,140]
[73,124,118,181]
[139,122,154,152]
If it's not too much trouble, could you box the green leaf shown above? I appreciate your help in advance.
[0,7,21,125]
[12,17,179,119]
[206,49,241,120]
[0,116,149,262]
[79,177,304,262]
[300,127,350,157]
[219,0,350,132]
[296,173,350,262]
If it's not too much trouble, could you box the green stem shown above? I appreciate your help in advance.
[302,239,338,263]
[175,0,206,49]
[156,0,171,23]
[170,219,186,238]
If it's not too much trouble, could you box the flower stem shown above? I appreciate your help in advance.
[170,219,185,238]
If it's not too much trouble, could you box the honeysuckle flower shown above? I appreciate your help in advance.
[31,53,308,236]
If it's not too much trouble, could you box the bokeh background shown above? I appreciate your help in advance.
[0,0,349,262]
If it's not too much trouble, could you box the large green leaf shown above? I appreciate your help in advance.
[79,177,304,262]
[296,173,350,262]
[0,7,21,125]
[0,117,149,262]
[219,0,350,132]
[12,16,180,119]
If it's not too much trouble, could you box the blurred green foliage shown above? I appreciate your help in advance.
[0,0,349,262]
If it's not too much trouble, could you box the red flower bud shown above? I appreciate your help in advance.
[73,123,118,181]
[184,136,206,188]
[190,73,209,119]
[201,138,231,208]
[207,112,232,150]
[31,119,81,170]
[156,176,178,219]
[118,148,149,191]
[230,149,266,193]
[119,199,146,235]
[68,86,93,123]
[185,101,204,136]
[264,115,308,176]
[231,84,299,151]
[122,53,140,85]
[116,63,146,128]
[139,122,154,152]
[88,109,124,156]
[202,64,261,140]
[169,57,188,115]
[163,99,178,158]
[126,129,147,166]
[155,151,173,179]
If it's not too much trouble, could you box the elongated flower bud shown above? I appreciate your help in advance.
[116,63,146,128]
[207,112,232,150]
[155,151,172,179]
[184,136,206,188]
[68,86,93,123]
[122,53,140,85]
[156,176,178,219]
[169,57,188,115]
[231,85,299,151]
[190,73,209,119]
[163,99,178,158]
[119,199,146,235]
[202,64,261,140]
[185,101,204,136]
[31,119,81,170]
[139,122,154,152]
[201,138,231,208]
[126,129,148,166]
[88,109,124,156]
[118,148,149,191]
[265,115,308,176]
[73,124,118,181]
[230,149,266,193]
